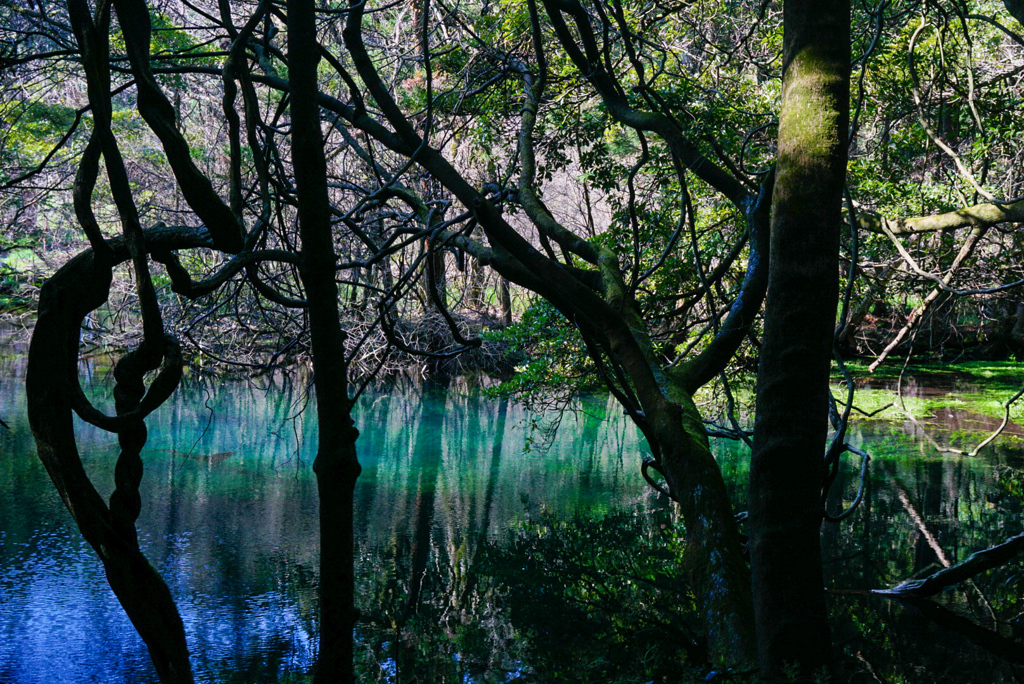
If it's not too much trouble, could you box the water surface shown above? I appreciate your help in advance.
[1,348,1022,683]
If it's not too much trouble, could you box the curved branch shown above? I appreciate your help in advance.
[873,532,1024,599]
[110,0,245,252]
[153,246,304,304]
[907,21,995,202]
[675,165,774,394]
[513,59,601,265]
[541,0,752,209]
[26,224,212,684]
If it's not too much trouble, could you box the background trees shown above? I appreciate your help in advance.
[5,0,1024,680]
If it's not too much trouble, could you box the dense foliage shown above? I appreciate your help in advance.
[3,1,1024,371]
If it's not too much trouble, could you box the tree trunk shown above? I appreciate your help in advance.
[1004,0,1024,26]
[27,227,213,684]
[498,274,512,326]
[426,241,447,310]
[288,2,362,681]
[748,0,850,678]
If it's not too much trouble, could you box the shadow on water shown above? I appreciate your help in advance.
[2,345,1024,682]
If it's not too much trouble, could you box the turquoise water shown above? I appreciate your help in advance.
[0,351,659,682]
[1,346,1023,682]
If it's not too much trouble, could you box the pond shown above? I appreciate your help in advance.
[1,344,1023,683]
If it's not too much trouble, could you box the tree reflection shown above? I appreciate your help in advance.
[5,363,1024,682]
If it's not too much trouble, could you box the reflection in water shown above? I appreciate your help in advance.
[1,349,1023,682]
[1,354,655,683]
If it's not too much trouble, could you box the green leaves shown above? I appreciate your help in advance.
[484,298,595,400]
[0,99,77,169]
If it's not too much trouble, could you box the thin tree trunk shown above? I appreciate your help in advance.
[748,0,850,678]
[1011,301,1024,353]
[427,242,447,310]
[836,260,899,349]
[288,2,361,681]
[498,274,512,326]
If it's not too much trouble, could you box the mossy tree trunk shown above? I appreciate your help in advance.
[748,0,850,678]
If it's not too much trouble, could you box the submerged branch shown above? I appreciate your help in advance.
[873,533,1024,600]
[881,597,1024,666]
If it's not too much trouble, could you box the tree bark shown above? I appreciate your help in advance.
[1004,0,1024,26]
[27,227,212,684]
[288,2,361,681]
[498,275,512,326]
[748,0,850,678]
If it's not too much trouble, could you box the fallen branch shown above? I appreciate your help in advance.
[869,224,986,372]
[938,383,1024,458]
[869,532,1024,664]
[872,532,1024,599]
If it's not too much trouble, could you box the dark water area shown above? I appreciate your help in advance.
[1,345,1023,683]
